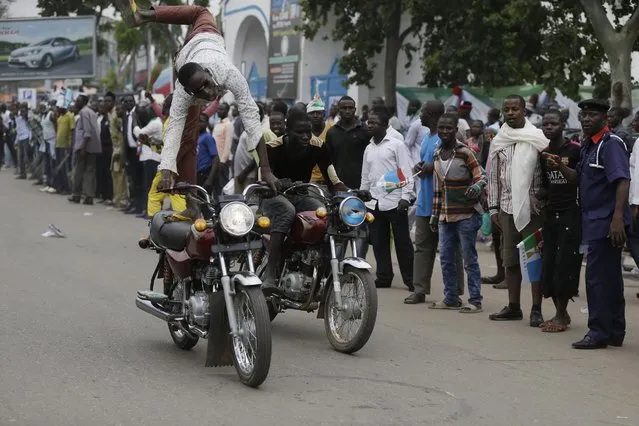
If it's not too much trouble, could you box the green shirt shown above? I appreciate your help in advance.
[56,111,75,148]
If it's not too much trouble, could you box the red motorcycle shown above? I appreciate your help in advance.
[249,183,378,354]
[136,184,272,388]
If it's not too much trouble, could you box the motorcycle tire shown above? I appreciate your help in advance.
[324,266,378,354]
[231,285,272,388]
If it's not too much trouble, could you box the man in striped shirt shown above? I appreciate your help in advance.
[487,95,549,327]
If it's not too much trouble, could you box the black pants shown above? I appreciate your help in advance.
[142,160,159,212]
[368,206,414,287]
[96,148,113,201]
[126,147,145,212]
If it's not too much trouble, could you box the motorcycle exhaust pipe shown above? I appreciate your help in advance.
[135,298,180,322]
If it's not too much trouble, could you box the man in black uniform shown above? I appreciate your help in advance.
[262,107,348,292]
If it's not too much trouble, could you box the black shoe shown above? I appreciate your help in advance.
[493,281,508,289]
[572,335,607,350]
[33,180,43,186]
[125,207,141,215]
[135,210,148,218]
[609,339,624,347]
[406,283,415,292]
[489,306,523,321]
[530,310,544,328]
[16,175,26,180]
[375,281,391,288]
[481,275,505,284]
[404,293,425,304]
[83,197,94,205]
[68,195,81,204]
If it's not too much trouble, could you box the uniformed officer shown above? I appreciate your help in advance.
[547,99,630,349]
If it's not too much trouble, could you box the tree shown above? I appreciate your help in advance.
[419,0,547,90]
[575,1,639,109]
[300,0,427,108]
[0,0,15,19]
[37,0,113,56]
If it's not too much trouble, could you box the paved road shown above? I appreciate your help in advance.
[0,54,93,79]
[1,170,639,426]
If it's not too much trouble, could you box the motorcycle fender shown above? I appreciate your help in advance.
[231,271,262,287]
[339,257,372,273]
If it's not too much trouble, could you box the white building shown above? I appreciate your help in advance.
[222,0,423,110]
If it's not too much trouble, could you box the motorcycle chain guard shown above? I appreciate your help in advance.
[205,291,233,367]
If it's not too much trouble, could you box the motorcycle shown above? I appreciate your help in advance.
[250,182,378,354]
[135,184,273,388]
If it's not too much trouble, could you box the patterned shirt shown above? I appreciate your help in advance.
[487,144,543,216]
[160,33,261,175]
[28,113,43,145]
[432,142,486,223]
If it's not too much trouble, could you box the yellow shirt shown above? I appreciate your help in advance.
[56,111,75,148]
[310,121,333,183]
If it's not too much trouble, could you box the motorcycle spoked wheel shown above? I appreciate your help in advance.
[230,285,272,388]
[253,250,279,321]
[324,266,378,354]
[167,282,199,350]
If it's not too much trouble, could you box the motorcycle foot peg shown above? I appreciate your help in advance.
[137,290,169,303]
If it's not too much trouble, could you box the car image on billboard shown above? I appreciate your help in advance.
[0,16,95,81]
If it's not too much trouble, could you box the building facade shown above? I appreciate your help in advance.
[222,0,424,109]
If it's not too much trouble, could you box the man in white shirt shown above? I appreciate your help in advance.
[360,106,415,291]
[118,2,277,216]
[627,111,639,281]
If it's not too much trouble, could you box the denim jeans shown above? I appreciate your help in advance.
[439,213,483,306]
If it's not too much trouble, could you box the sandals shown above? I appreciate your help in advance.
[429,300,461,310]
[541,322,569,333]
[459,303,483,313]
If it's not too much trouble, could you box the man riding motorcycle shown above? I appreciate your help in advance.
[261,107,349,293]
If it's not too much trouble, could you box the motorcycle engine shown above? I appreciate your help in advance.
[187,291,209,327]
[281,250,320,301]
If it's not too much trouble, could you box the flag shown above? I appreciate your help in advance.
[376,168,408,194]
[517,228,543,285]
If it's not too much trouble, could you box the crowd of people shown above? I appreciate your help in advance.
[2,86,637,350]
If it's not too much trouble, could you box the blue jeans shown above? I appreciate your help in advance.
[439,213,483,306]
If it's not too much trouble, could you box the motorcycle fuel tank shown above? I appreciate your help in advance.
[185,228,215,260]
[290,211,327,246]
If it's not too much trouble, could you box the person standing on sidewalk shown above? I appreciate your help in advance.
[404,101,464,304]
[551,99,629,349]
[360,106,414,291]
[54,101,74,194]
[538,110,582,333]
[487,95,549,327]
[69,94,101,205]
[116,2,277,220]
[15,104,31,180]
[110,100,129,209]
[429,113,486,312]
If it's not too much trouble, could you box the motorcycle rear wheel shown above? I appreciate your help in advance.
[324,266,378,354]
[231,285,272,388]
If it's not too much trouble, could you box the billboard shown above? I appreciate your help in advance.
[0,16,96,81]
[267,0,301,100]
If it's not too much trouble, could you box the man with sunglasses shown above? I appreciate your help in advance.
[116,2,277,219]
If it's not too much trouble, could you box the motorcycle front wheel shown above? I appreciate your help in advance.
[324,266,378,354]
[231,285,272,388]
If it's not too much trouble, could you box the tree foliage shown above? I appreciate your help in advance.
[301,0,639,109]
[0,0,15,19]
[300,0,426,107]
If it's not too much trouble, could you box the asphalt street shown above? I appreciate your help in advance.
[1,170,639,426]
[0,54,93,80]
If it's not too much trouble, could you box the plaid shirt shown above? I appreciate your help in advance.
[432,143,486,223]
[28,112,43,145]
[487,144,543,215]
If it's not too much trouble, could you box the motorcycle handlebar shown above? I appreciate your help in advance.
[158,183,212,204]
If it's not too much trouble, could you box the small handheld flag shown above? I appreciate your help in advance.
[376,168,410,194]
[517,229,543,285]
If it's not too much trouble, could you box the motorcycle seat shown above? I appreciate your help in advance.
[149,211,192,251]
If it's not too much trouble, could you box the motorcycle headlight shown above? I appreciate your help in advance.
[339,196,366,227]
[219,202,255,237]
